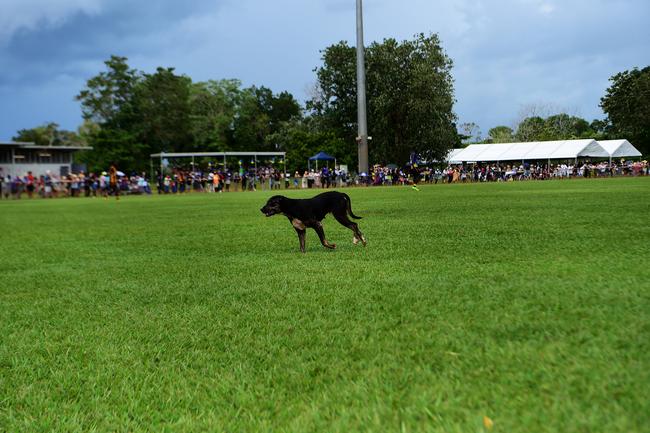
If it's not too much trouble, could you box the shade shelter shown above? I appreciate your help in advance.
[149,151,286,180]
[597,140,642,164]
[308,151,336,171]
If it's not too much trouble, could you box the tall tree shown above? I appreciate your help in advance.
[269,91,302,133]
[76,55,140,129]
[133,67,193,154]
[308,43,357,166]
[308,41,358,158]
[232,87,272,151]
[310,33,458,167]
[600,66,650,155]
[76,56,142,171]
[232,86,302,151]
[189,79,242,151]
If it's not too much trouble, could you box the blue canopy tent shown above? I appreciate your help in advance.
[308,151,336,171]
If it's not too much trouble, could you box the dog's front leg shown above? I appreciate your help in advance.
[291,219,307,253]
[294,228,306,253]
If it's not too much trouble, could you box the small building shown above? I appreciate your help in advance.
[0,141,92,178]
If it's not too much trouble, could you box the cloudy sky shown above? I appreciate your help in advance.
[0,0,648,140]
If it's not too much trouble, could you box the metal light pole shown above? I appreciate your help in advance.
[356,0,369,175]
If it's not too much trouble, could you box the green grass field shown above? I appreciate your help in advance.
[1,178,649,432]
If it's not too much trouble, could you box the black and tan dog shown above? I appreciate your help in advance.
[261,191,367,253]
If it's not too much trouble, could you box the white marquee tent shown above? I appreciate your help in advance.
[446,148,465,162]
[597,140,642,162]
[448,139,612,164]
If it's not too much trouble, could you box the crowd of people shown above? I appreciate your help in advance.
[0,167,150,200]
[368,160,649,186]
[156,166,351,194]
[1,159,647,199]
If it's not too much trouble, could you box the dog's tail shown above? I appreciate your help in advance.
[343,193,362,219]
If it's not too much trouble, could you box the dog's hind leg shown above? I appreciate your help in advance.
[313,222,336,249]
[333,212,366,246]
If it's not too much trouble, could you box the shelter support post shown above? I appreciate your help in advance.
[223,154,227,170]
[283,158,287,189]
[150,158,154,184]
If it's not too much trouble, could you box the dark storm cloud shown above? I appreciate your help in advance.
[0,0,228,137]
[1,0,223,85]
[0,0,648,140]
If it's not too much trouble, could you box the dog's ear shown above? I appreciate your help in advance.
[273,195,287,210]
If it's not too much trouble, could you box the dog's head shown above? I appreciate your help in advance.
[260,195,285,217]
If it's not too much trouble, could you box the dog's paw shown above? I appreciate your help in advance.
[353,236,359,245]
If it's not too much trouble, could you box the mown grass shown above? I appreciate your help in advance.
[1,178,649,433]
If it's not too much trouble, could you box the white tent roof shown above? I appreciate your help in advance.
[450,139,609,162]
[473,143,517,161]
[452,144,491,162]
[497,142,543,160]
[523,140,566,159]
[597,140,642,158]
[446,148,465,163]
[548,139,609,159]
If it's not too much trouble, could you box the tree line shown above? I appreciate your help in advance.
[13,36,649,172]
[477,113,608,144]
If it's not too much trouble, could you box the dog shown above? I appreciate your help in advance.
[261,191,367,253]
